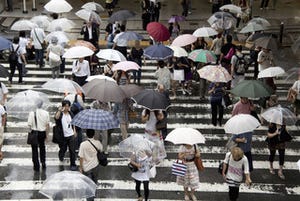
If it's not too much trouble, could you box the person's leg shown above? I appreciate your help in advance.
[135,180,142,199]
[132,70,137,83]
[58,138,67,161]
[35,49,39,65]
[278,148,285,179]
[9,63,16,83]
[137,69,142,85]
[190,188,197,201]
[143,181,149,201]
[211,102,218,126]
[120,123,128,140]
[229,186,239,201]
[68,136,77,167]
[218,102,224,126]
[51,67,56,79]
[17,63,23,83]
[184,186,190,200]
[31,144,40,170]
[268,149,276,173]
[39,49,44,67]
[101,130,108,152]
[0,127,3,160]
[244,151,253,172]
[75,127,83,152]
[38,132,46,168]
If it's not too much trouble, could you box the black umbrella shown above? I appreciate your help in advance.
[108,10,135,23]
[0,64,9,78]
[132,89,171,111]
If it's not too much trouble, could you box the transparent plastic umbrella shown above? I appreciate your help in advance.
[82,2,105,12]
[75,9,102,24]
[96,49,127,61]
[47,18,75,32]
[39,171,96,200]
[165,128,206,145]
[224,114,260,134]
[31,15,50,29]
[261,105,298,125]
[11,19,37,31]
[63,46,94,59]
[42,78,84,94]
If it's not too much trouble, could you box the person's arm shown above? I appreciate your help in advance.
[1,93,7,105]
[267,128,280,139]
[79,157,84,173]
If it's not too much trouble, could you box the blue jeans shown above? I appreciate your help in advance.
[35,49,44,66]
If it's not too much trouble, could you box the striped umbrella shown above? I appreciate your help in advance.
[197,65,232,83]
[188,49,217,63]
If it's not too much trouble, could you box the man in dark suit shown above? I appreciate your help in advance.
[80,21,99,49]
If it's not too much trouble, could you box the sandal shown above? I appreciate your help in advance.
[191,194,197,201]
[269,168,275,175]
[137,196,143,201]
[278,171,285,180]
[184,194,190,201]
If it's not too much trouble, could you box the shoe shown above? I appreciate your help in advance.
[269,168,275,175]
[70,165,77,171]
[137,196,143,201]
[184,194,190,201]
[278,171,285,180]
[186,90,192,95]
[191,194,197,201]
[59,159,64,165]
[182,89,186,95]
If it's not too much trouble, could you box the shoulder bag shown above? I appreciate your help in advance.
[194,145,204,171]
[88,140,108,166]
[27,112,39,145]
[218,153,231,175]
[171,159,187,176]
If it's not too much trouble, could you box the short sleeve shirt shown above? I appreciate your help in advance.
[0,82,8,103]
[78,139,102,172]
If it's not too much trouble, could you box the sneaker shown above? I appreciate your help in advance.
[184,194,190,201]
[70,165,77,171]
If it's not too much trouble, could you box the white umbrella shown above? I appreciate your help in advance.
[45,31,69,44]
[112,61,140,72]
[258,66,285,78]
[42,78,84,94]
[75,9,102,24]
[85,75,116,82]
[165,128,206,145]
[47,18,75,32]
[248,17,271,28]
[11,19,37,31]
[63,46,94,59]
[168,46,188,57]
[224,114,260,134]
[82,2,105,12]
[44,0,73,13]
[31,15,50,29]
[193,27,218,37]
[171,34,197,47]
[220,4,242,14]
[96,49,127,61]
[240,22,265,34]
[261,105,298,125]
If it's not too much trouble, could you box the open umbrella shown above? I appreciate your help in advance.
[132,89,171,111]
[168,46,188,57]
[197,65,232,83]
[112,61,140,72]
[30,15,50,29]
[75,9,102,24]
[258,66,285,78]
[0,64,10,78]
[82,79,126,102]
[168,15,185,23]
[118,31,144,41]
[11,19,37,31]
[229,79,273,98]
[82,2,104,12]
[44,0,73,13]
[39,171,96,200]
[70,40,97,51]
[254,36,278,50]
[0,37,12,51]
[45,31,69,45]
[47,18,75,32]
[165,128,206,145]
[208,11,236,30]
[96,49,127,61]
[248,17,271,28]
[42,78,84,94]
[71,109,119,130]
[171,34,197,47]
[261,105,298,125]
[240,22,265,34]
[193,27,218,38]
[86,74,116,82]
[146,22,170,42]
[220,4,242,14]
[291,36,300,54]
[224,114,260,134]
[108,10,135,23]
[144,44,173,60]
[63,46,94,59]
[188,49,217,63]
[120,84,143,98]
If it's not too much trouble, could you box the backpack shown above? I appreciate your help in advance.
[224,47,235,60]
[234,54,248,75]
[70,95,83,115]
[8,45,19,65]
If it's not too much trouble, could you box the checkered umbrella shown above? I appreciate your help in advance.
[71,109,119,130]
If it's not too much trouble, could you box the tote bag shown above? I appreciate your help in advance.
[173,69,185,81]
[171,160,187,176]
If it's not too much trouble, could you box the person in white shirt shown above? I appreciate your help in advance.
[291,72,300,116]
[0,82,8,106]
[72,58,91,86]
[27,100,50,171]
[154,60,172,91]
[46,36,64,79]
[0,104,6,161]
[210,33,223,64]
[30,21,46,68]
[257,48,274,72]
[113,24,127,59]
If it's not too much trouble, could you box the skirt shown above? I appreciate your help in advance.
[176,161,200,190]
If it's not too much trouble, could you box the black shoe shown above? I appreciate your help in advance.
[70,165,77,171]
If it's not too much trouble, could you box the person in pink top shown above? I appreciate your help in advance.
[232,97,255,116]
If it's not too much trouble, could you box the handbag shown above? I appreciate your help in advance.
[218,153,231,175]
[27,112,39,145]
[88,140,108,166]
[128,162,138,172]
[171,160,187,176]
[194,145,204,171]
[279,129,293,142]
[49,51,61,62]
[52,125,63,144]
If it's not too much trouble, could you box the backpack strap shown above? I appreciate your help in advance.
[74,94,78,103]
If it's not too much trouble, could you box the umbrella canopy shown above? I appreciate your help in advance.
[118,31,144,41]
[229,79,273,98]
[120,84,143,98]
[188,49,217,63]
[30,15,50,29]
[39,171,96,199]
[42,78,84,94]
[11,19,37,31]
[220,4,242,14]
[63,46,94,59]
[0,64,10,78]
[168,46,188,57]
[112,61,140,72]
[291,36,300,54]
[6,90,50,119]
[44,0,73,13]
[254,36,277,50]
[224,114,260,134]
[197,65,232,83]
[261,105,298,125]
[75,9,102,24]
[108,10,135,23]
[248,17,271,28]
[208,11,236,30]
[0,37,12,51]
[240,22,265,34]
[193,27,218,37]
[82,2,104,12]
[146,22,170,42]
[82,79,126,102]
[143,44,173,60]
[165,128,206,145]
[86,74,116,82]
[258,66,285,78]
[47,18,75,32]
[132,89,171,111]
[70,40,97,51]
[71,109,119,130]
[96,49,127,62]
[168,15,185,23]
[283,67,300,82]
[45,31,69,44]
[171,34,197,47]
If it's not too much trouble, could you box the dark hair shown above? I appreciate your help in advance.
[236,45,242,51]
[19,31,26,38]
[86,129,95,138]
[226,35,232,43]
[13,36,19,44]
[158,60,165,68]
[120,24,126,32]
[50,13,58,19]
[62,100,71,107]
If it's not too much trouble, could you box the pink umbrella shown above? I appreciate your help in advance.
[197,65,232,83]
[112,61,140,72]
[171,34,197,47]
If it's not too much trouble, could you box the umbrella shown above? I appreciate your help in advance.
[0,64,9,78]
[119,134,154,158]
[108,10,136,23]
[118,31,144,41]
[208,11,236,30]
[45,31,69,44]
[197,65,232,83]
[0,36,12,51]
[224,114,260,134]
[165,128,206,145]
[82,79,126,102]
[146,22,170,42]
[5,90,50,119]
[71,109,119,130]
[96,49,127,62]
[120,84,143,98]
[248,17,271,28]
[44,0,73,13]
[42,78,84,94]
[39,171,96,199]
[82,2,104,12]
[86,75,116,83]
[143,44,173,60]
[63,46,94,59]
[229,79,273,98]
[291,36,300,54]
[75,9,102,24]
[240,22,265,34]
[112,61,140,72]
[193,27,218,38]
[188,49,217,63]
[261,105,298,125]
[254,36,277,50]
[47,18,75,32]
[30,15,50,29]
[11,19,37,31]
[168,15,185,23]
[258,66,285,78]
[283,67,300,82]
[168,46,188,57]
[70,40,97,51]
[220,4,242,14]
[132,89,171,111]
[171,34,197,47]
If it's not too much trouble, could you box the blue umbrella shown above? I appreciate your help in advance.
[118,31,144,41]
[143,44,173,60]
[0,36,12,51]
[71,109,119,130]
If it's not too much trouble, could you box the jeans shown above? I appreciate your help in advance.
[211,99,224,126]
[133,69,142,84]
[58,135,76,166]
[31,131,46,170]
[35,49,44,67]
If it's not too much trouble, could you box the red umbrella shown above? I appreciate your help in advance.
[146,22,170,42]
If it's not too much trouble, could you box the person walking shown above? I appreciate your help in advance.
[291,71,300,116]
[113,25,128,59]
[208,82,225,126]
[232,97,255,116]
[210,33,223,64]
[0,104,6,161]
[129,41,143,85]
[113,98,131,140]
[154,60,172,91]
[177,144,200,201]
[72,57,91,86]
[30,21,46,68]
[230,45,246,88]
[80,21,99,49]
[46,36,64,79]
[27,100,50,171]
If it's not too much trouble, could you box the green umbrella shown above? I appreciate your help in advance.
[229,80,273,98]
